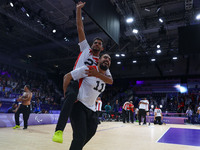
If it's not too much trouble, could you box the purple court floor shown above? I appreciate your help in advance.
[158,128,200,147]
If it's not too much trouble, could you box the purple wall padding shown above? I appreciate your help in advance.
[0,113,63,127]
[0,113,186,128]
[146,116,187,124]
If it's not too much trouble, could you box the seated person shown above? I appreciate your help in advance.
[154,105,163,125]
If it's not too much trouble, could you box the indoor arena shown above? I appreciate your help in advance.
[0,0,200,150]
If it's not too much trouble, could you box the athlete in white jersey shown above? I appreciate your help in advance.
[65,54,111,150]
[53,1,113,143]
[138,98,149,125]
[154,106,163,125]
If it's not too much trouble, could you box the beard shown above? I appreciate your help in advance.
[92,48,101,53]
[99,63,108,71]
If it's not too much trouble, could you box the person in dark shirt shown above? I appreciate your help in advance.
[7,103,18,113]
[113,100,119,121]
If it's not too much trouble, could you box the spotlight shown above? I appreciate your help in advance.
[117,61,121,64]
[64,37,69,42]
[27,55,32,58]
[157,45,160,48]
[82,17,84,20]
[173,57,177,60]
[196,14,200,20]
[133,60,137,63]
[52,29,56,33]
[54,65,58,68]
[126,17,134,23]
[10,2,14,7]
[159,18,163,23]
[151,105,154,109]
[121,54,125,57]
[160,105,163,108]
[132,29,138,34]
[151,58,156,62]
[156,49,161,54]
[26,13,30,17]
[115,54,120,57]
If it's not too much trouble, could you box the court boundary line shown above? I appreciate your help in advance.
[156,127,171,143]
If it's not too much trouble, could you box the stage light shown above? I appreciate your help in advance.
[196,14,200,20]
[159,18,163,23]
[27,55,32,58]
[156,49,161,54]
[52,29,56,33]
[132,29,138,34]
[151,58,156,62]
[10,2,14,7]
[173,57,177,60]
[64,37,69,42]
[126,17,134,23]
[151,105,154,109]
[160,105,163,108]
[133,60,137,63]
[115,54,120,57]
[117,61,121,64]
[121,54,125,57]
[26,13,30,17]
[157,45,160,48]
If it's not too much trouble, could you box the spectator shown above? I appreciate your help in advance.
[105,102,111,116]
[197,105,200,124]
[34,99,41,113]
[186,107,193,123]
[7,103,18,113]
[0,101,3,113]
[154,105,163,125]
[122,101,130,123]
[113,100,119,121]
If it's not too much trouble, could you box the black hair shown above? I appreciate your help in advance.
[93,37,104,44]
[25,85,30,90]
[99,53,110,59]
[0,101,2,104]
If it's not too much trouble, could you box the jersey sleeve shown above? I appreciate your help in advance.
[71,66,88,80]
[78,39,90,52]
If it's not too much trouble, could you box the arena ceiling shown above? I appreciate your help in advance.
[0,0,200,79]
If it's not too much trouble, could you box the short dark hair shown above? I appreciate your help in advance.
[93,37,103,44]
[25,85,30,90]
[99,53,110,59]
[0,101,2,104]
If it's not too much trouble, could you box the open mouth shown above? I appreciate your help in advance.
[103,61,109,66]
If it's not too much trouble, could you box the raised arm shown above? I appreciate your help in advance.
[76,1,86,43]
[85,67,113,85]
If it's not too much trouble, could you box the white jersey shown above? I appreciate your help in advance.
[135,108,139,114]
[122,102,129,110]
[74,39,112,77]
[139,100,149,111]
[154,108,162,117]
[96,100,102,111]
[71,65,106,111]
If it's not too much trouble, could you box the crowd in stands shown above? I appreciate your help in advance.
[1,62,200,122]
[0,63,62,113]
[100,81,200,120]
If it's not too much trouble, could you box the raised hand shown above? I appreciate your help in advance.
[85,67,99,77]
[76,1,86,9]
